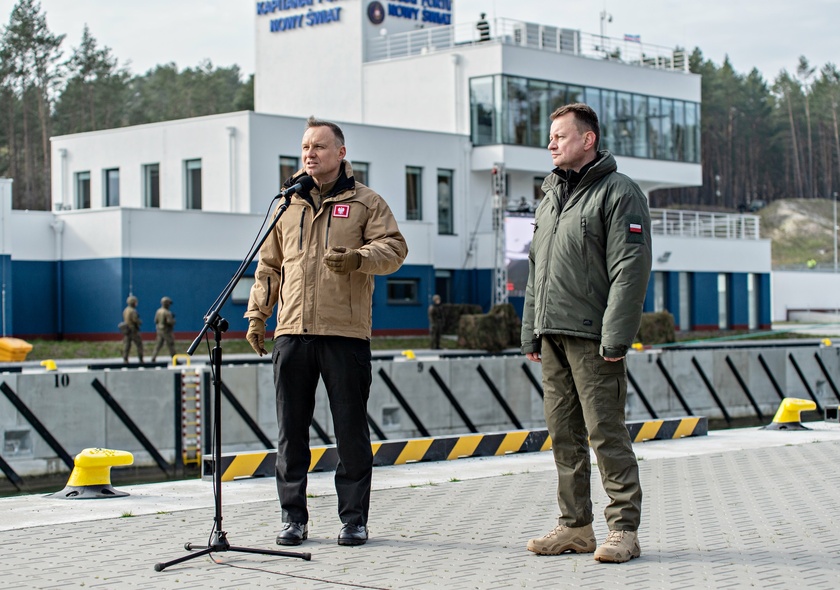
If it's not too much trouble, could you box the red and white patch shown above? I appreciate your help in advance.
[333,204,350,218]
[629,223,642,234]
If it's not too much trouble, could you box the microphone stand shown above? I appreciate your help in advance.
[155,190,311,571]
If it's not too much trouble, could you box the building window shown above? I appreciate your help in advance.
[279,156,298,188]
[437,169,454,234]
[185,159,202,210]
[406,166,422,221]
[143,164,160,208]
[748,273,759,330]
[468,74,700,163]
[387,278,420,304]
[232,277,255,305]
[678,272,691,330]
[533,176,544,205]
[75,171,90,209]
[103,168,119,207]
[351,161,369,186]
[653,272,666,312]
[717,273,729,329]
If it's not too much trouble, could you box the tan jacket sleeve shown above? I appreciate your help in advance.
[244,206,284,322]
[357,194,408,275]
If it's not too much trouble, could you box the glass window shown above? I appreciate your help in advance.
[748,273,758,330]
[584,87,602,122]
[632,95,648,158]
[673,101,686,162]
[103,168,119,207]
[75,171,90,209]
[143,163,159,208]
[504,76,529,145]
[661,99,674,160]
[615,92,633,156]
[653,272,666,312]
[533,176,545,205]
[185,159,202,210]
[470,76,495,145]
[678,272,691,330]
[648,97,662,159]
[437,169,454,235]
[600,90,616,151]
[548,82,567,116]
[351,161,369,186]
[686,102,699,163]
[279,156,298,188]
[717,273,729,329]
[406,166,422,221]
[528,79,550,148]
[387,278,419,304]
[566,85,584,105]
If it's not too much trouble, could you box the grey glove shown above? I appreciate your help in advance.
[323,246,361,275]
[246,318,267,356]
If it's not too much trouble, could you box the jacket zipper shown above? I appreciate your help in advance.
[265,276,272,307]
[278,268,285,309]
[325,205,333,249]
[298,209,306,251]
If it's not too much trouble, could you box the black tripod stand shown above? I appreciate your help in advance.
[155,181,314,572]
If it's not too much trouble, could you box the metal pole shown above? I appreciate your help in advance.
[834,191,838,273]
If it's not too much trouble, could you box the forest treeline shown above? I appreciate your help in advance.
[0,0,253,210]
[1,0,839,212]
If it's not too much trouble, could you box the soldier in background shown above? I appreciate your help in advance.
[151,296,176,362]
[120,295,143,363]
[428,294,444,349]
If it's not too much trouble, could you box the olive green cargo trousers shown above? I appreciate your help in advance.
[540,333,641,531]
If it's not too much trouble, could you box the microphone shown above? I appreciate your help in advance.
[279,175,315,199]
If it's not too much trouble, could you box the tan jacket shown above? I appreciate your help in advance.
[245,162,408,340]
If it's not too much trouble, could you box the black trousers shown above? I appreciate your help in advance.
[272,335,373,526]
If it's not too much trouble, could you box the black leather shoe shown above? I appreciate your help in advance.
[276,522,308,546]
[337,523,368,546]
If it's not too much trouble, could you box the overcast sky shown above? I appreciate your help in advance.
[0,0,837,81]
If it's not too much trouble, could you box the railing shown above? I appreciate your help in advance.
[650,209,761,240]
[365,18,688,73]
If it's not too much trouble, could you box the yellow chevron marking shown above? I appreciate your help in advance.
[447,435,483,460]
[496,431,529,455]
[309,447,328,471]
[634,420,663,442]
[371,442,383,455]
[672,417,701,438]
[395,439,434,464]
[541,434,553,451]
[224,452,269,482]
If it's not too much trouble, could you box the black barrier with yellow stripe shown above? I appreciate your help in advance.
[203,416,707,482]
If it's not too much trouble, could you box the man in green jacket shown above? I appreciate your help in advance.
[522,103,652,563]
[245,117,408,548]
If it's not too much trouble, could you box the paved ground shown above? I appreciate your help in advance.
[3,423,840,589]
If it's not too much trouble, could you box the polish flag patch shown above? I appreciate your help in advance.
[629,223,642,233]
[333,204,350,218]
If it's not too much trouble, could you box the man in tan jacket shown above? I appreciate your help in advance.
[245,117,408,547]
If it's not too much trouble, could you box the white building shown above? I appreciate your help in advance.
[0,0,772,340]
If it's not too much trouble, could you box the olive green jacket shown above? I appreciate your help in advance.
[245,161,408,340]
[520,151,652,358]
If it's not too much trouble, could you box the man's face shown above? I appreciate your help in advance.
[302,125,346,185]
[547,113,595,172]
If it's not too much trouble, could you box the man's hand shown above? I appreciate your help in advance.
[323,247,361,275]
[246,318,267,356]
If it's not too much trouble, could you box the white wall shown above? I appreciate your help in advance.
[772,271,840,322]
[652,235,771,274]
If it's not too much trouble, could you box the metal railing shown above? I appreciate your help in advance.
[649,209,761,240]
[365,18,688,73]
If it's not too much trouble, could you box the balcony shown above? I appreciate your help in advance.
[650,209,760,240]
[365,18,688,73]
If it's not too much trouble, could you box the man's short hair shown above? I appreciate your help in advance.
[550,103,600,147]
[306,116,345,147]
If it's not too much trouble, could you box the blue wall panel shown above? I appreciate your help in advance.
[729,273,748,329]
[691,272,719,329]
[759,273,771,327]
[11,260,56,338]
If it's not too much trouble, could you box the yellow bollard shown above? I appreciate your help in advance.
[762,397,817,431]
[49,448,134,499]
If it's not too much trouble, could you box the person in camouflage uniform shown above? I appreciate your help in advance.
[151,296,176,362]
[120,295,143,363]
